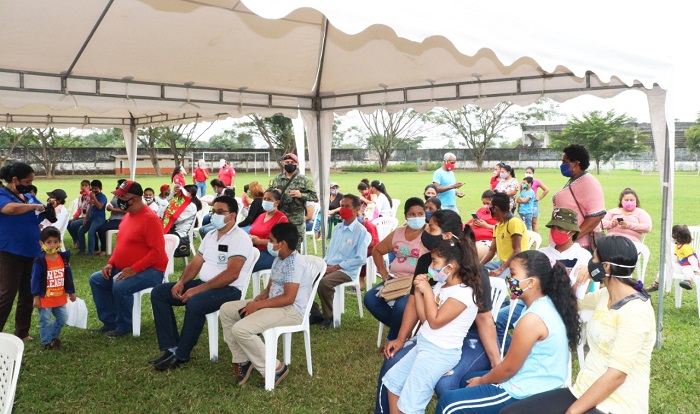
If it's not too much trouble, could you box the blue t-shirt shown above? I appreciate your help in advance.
[88,192,108,222]
[518,188,536,215]
[0,188,45,257]
[432,167,456,207]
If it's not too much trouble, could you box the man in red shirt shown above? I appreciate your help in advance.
[89,181,168,337]
[218,159,236,189]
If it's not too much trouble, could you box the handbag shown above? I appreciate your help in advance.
[378,275,414,301]
[169,229,191,258]
[568,185,605,251]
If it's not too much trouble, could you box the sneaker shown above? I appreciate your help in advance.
[646,281,659,292]
[105,329,131,338]
[232,361,253,385]
[319,318,334,330]
[680,280,693,290]
[260,364,289,388]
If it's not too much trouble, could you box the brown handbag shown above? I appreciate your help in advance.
[378,275,414,301]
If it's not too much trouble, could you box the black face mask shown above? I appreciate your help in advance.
[15,184,32,194]
[421,231,444,251]
[587,259,607,282]
[284,164,297,173]
[117,198,132,211]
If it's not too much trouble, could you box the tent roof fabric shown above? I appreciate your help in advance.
[0,0,671,126]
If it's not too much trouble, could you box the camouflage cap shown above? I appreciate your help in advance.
[545,207,581,232]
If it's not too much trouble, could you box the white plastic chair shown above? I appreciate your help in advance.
[200,194,215,205]
[576,280,598,364]
[0,333,23,414]
[235,197,244,223]
[390,199,401,219]
[261,255,326,390]
[251,268,272,297]
[132,234,179,337]
[106,229,119,254]
[205,248,260,362]
[191,206,208,238]
[526,230,542,250]
[303,202,321,255]
[333,276,363,328]
[632,241,650,284]
[489,278,508,322]
[670,226,700,317]
[371,217,399,241]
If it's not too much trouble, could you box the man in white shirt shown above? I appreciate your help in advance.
[148,196,255,371]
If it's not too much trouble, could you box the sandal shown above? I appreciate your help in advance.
[679,279,693,290]
[647,281,659,292]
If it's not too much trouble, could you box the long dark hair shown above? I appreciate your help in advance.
[595,235,644,292]
[171,166,184,182]
[185,185,202,211]
[370,180,393,207]
[513,250,581,351]
[432,236,483,311]
[0,162,34,182]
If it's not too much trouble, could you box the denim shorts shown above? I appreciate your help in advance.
[532,200,539,217]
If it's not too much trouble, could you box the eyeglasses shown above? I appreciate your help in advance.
[213,209,230,215]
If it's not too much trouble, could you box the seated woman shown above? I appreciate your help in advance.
[424,196,441,222]
[199,179,233,236]
[238,181,265,233]
[249,189,289,273]
[220,222,314,388]
[162,183,197,241]
[373,210,500,414]
[601,187,651,243]
[434,249,581,414]
[358,178,376,221]
[466,190,498,260]
[501,236,654,414]
[370,180,393,218]
[364,197,427,343]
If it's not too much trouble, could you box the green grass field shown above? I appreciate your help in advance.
[9,169,700,413]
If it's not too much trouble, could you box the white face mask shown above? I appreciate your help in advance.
[210,213,227,230]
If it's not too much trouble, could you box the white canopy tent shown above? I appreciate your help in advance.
[0,0,676,346]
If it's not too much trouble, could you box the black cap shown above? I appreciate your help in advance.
[112,180,144,197]
[46,189,67,201]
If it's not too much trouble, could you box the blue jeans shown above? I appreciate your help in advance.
[151,280,241,360]
[78,217,105,255]
[532,200,539,218]
[67,219,82,245]
[436,371,516,414]
[199,223,216,238]
[253,249,275,273]
[519,213,533,230]
[89,267,164,333]
[364,283,409,341]
[483,260,511,279]
[374,329,491,414]
[305,220,314,232]
[38,305,67,345]
[195,181,206,198]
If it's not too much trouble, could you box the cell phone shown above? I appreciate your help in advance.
[617,217,624,222]
[471,213,479,220]
[238,308,247,318]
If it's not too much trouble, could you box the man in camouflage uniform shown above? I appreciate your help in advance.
[269,153,318,249]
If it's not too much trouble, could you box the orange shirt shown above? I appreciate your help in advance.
[41,255,68,308]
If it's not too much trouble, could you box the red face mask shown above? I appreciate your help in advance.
[339,207,354,221]
[444,163,455,172]
[550,229,571,246]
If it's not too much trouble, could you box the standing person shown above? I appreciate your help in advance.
[192,159,210,198]
[552,144,606,250]
[502,236,654,414]
[494,164,519,213]
[517,176,536,231]
[424,184,438,201]
[524,166,550,233]
[309,194,370,329]
[480,193,529,278]
[218,159,236,190]
[171,166,187,189]
[67,180,92,248]
[148,196,255,371]
[89,181,168,337]
[270,153,318,249]
[31,226,76,350]
[0,162,54,341]
[220,222,313,387]
[432,152,464,213]
[96,179,128,256]
[601,187,652,243]
[370,180,393,219]
[77,180,107,257]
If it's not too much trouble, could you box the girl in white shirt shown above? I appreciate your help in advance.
[370,180,393,218]
[383,236,483,414]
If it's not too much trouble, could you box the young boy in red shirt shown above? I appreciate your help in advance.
[31,226,76,350]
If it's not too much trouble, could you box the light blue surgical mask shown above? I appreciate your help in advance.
[427,264,451,283]
[407,217,426,230]
[261,200,275,212]
[267,242,279,257]
[210,213,227,230]
[499,172,508,179]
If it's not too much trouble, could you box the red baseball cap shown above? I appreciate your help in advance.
[160,184,170,193]
[283,153,299,163]
[113,180,144,197]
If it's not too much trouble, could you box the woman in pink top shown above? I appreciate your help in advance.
[551,144,606,250]
[364,197,427,341]
[601,188,652,243]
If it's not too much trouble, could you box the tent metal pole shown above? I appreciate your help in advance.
[655,126,671,349]
[64,0,115,78]
[129,117,137,181]
[312,18,329,254]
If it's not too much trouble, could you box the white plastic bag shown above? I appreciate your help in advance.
[65,297,88,329]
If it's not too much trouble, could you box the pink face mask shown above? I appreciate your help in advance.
[621,201,636,211]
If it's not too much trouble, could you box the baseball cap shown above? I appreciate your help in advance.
[546,208,581,232]
[159,184,170,193]
[113,180,144,197]
[46,189,67,201]
[283,153,299,163]
[330,182,339,188]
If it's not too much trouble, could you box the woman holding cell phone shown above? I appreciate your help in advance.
[601,188,652,244]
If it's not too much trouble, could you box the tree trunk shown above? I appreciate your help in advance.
[596,159,601,175]
[147,147,162,176]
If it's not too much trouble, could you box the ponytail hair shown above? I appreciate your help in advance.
[0,162,34,182]
[595,235,645,293]
[513,250,581,351]
[432,234,483,311]
[370,180,393,207]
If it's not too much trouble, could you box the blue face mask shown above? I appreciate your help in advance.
[210,214,227,230]
[425,211,434,222]
[407,217,426,230]
[267,242,279,257]
[427,265,451,283]
[261,200,275,212]
[499,172,508,179]
[560,162,573,177]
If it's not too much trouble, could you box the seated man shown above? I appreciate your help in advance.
[309,194,370,329]
[479,192,529,279]
[89,181,168,337]
[149,196,255,371]
[220,222,314,387]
